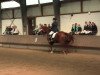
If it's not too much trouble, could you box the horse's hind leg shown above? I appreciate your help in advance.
[62,45,69,55]
[63,50,67,55]
[62,48,69,55]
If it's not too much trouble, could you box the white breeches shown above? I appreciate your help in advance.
[52,32,57,38]
[49,31,57,38]
[49,31,54,35]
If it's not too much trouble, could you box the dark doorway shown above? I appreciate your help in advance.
[27,17,36,35]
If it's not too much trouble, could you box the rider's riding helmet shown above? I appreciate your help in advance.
[53,18,57,20]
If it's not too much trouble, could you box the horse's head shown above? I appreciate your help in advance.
[44,26,51,34]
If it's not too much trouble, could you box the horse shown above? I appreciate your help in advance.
[37,25,74,54]
[47,31,74,54]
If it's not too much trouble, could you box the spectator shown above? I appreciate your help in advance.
[33,25,39,35]
[76,24,82,34]
[3,26,12,35]
[81,21,92,35]
[11,26,19,35]
[71,23,77,34]
[91,22,98,35]
[84,21,88,31]
[88,21,92,31]
[48,24,51,29]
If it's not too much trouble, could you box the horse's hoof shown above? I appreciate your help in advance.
[63,51,68,55]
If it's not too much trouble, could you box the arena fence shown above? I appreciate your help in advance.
[0,35,100,51]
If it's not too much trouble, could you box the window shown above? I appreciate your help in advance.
[1,1,20,9]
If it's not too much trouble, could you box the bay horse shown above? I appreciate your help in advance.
[47,31,74,54]
[39,25,74,54]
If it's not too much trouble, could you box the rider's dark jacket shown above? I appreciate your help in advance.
[51,21,59,32]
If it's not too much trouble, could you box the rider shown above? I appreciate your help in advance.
[49,18,59,41]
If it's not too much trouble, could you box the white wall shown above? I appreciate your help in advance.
[2,19,23,35]
[36,12,100,36]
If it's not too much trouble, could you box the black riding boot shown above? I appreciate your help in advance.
[51,38,54,42]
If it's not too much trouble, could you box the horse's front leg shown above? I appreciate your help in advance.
[49,44,53,53]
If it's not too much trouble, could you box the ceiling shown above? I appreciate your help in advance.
[0,0,85,2]
[0,0,20,2]
[0,0,11,2]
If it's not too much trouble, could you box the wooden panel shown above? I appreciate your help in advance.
[27,7,41,17]
[14,8,21,18]
[73,35,100,48]
[43,5,54,16]
[60,2,81,14]
[0,35,100,49]
[2,9,13,19]
[83,0,100,12]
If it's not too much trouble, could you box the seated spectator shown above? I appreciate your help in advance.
[91,22,98,35]
[48,24,51,31]
[76,24,82,34]
[81,21,92,35]
[11,26,19,35]
[78,24,82,32]
[48,24,51,29]
[84,21,88,31]
[33,25,39,35]
[3,26,12,35]
[3,26,9,35]
[88,21,92,31]
[71,24,76,34]
[38,24,44,35]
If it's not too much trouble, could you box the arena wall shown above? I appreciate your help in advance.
[0,35,100,53]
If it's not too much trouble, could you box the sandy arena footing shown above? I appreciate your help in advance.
[0,47,100,75]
